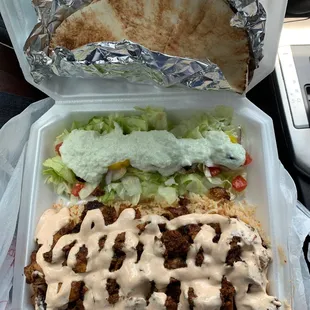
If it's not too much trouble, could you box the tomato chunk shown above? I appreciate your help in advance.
[232,175,247,192]
[243,152,253,166]
[55,143,63,156]
[209,167,221,177]
[71,183,85,197]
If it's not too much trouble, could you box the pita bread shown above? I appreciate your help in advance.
[51,0,250,92]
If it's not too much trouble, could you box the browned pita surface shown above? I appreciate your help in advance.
[51,0,249,92]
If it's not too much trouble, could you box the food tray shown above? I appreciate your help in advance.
[13,91,294,309]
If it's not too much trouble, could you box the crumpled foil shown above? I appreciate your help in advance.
[25,0,266,92]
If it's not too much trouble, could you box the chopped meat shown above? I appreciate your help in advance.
[165,278,181,310]
[62,240,77,266]
[161,213,173,220]
[52,221,75,246]
[118,205,141,219]
[72,223,82,233]
[72,245,88,273]
[167,205,189,218]
[43,250,53,263]
[158,223,167,232]
[98,235,107,251]
[135,242,144,263]
[63,241,77,256]
[31,284,47,309]
[91,187,105,197]
[106,279,120,305]
[178,197,190,207]
[161,230,190,255]
[137,222,148,234]
[261,238,268,249]
[135,208,142,219]
[164,257,187,269]
[195,247,204,267]
[68,299,85,310]
[188,287,197,310]
[177,224,201,243]
[24,250,44,284]
[208,187,230,201]
[109,232,126,272]
[220,277,236,310]
[83,201,117,225]
[84,200,104,211]
[146,281,158,303]
[226,236,242,266]
[69,281,84,302]
[101,205,117,225]
[209,223,222,243]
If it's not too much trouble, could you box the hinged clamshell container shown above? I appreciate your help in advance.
[0,0,295,309]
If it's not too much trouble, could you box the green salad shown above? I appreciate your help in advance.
[43,106,252,204]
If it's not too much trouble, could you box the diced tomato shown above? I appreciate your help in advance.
[71,183,85,197]
[209,167,221,177]
[55,142,63,156]
[243,152,253,166]
[232,175,247,192]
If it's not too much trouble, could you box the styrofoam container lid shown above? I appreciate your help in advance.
[0,0,287,101]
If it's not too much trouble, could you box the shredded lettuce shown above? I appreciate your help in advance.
[42,156,76,195]
[170,106,236,139]
[157,186,178,204]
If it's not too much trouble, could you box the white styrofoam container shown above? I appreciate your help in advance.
[0,0,294,309]
[12,91,295,309]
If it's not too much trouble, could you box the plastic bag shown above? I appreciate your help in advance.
[0,98,54,309]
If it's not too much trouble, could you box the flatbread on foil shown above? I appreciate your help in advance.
[51,0,250,92]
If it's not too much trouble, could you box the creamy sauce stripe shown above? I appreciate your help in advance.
[35,207,281,310]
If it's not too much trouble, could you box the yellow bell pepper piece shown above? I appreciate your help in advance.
[229,135,238,144]
[108,159,130,170]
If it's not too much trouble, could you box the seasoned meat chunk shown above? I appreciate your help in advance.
[161,230,190,255]
[135,242,144,263]
[209,187,230,201]
[69,281,84,302]
[195,247,204,267]
[106,279,120,305]
[209,223,222,243]
[52,221,76,245]
[83,201,117,225]
[220,277,236,310]
[226,236,242,266]
[164,257,187,270]
[91,187,105,197]
[188,287,197,310]
[118,204,141,219]
[24,250,44,284]
[165,278,181,310]
[31,284,47,309]
[178,224,201,243]
[167,205,189,218]
[178,197,190,207]
[84,200,104,211]
[72,245,88,273]
[109,232,126,272]
[98,235,107,251]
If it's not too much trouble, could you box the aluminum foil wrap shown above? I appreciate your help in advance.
[25,0,266,91]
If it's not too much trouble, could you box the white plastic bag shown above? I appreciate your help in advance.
[0,98,54,309]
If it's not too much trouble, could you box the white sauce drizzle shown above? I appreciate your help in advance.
[35,208,281,310]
